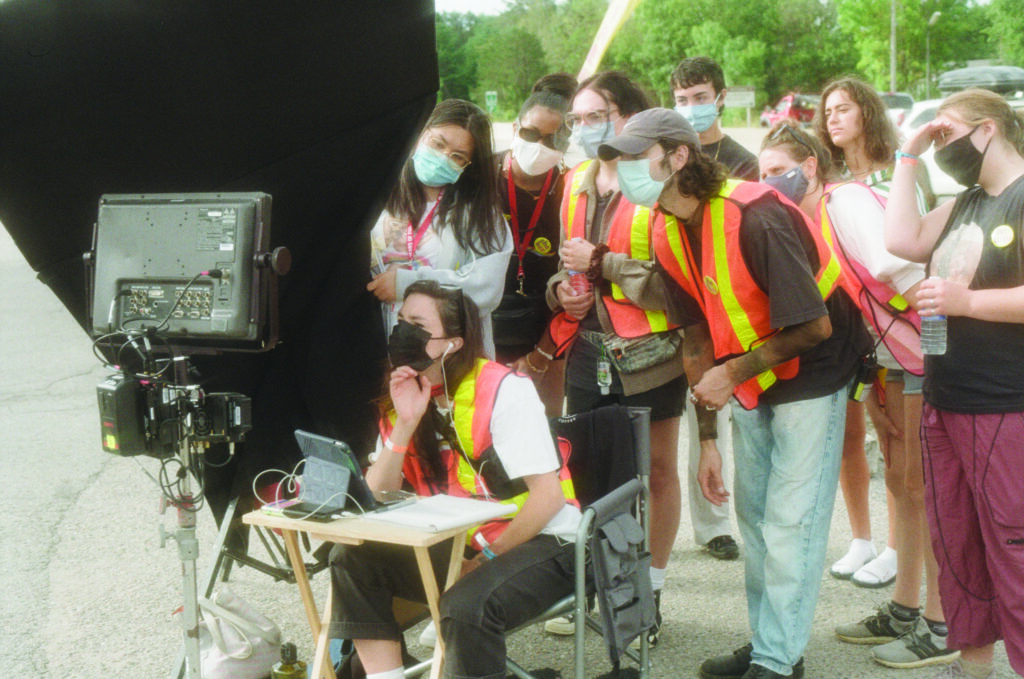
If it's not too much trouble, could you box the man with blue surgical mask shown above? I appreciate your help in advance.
[600,107,871,679]
[672,56,758,182]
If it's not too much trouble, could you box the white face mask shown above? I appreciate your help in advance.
[511,135,563,176]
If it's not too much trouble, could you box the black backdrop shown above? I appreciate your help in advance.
[0,1,439,513]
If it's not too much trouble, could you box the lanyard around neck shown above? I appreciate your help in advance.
[506,157,554,292]
[406,190,444,261]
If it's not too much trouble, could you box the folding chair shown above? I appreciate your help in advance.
[505,404,654,679]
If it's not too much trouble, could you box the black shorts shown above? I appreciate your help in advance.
[566,374,687,422]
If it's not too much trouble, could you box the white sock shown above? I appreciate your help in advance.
[649,566,667,592]
[848,538,875,558]
[367,668,405,679]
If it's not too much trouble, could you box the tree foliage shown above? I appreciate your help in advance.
[434,0,1007,120]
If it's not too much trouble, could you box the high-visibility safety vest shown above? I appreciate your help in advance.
[652,179,851,409]
[549,160,681,353]
[380,358,577,548]
[820,182,923,375]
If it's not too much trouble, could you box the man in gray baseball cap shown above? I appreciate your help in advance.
[593,108,704,209]
[600,110,872,679]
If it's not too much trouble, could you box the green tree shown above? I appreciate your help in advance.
[437,12,478,100]
[469,23,548,119]
[987,0,1024,67]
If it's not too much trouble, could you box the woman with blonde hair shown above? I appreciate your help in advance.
[886,87,1024,679]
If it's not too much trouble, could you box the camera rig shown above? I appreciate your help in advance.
[85,191,290,679]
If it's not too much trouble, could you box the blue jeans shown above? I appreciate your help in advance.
[731,386,846,676]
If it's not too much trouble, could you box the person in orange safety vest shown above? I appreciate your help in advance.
[597,108,872,679]
[328,280,581,679]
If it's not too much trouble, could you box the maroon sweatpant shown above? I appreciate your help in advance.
[920,405,1024,674]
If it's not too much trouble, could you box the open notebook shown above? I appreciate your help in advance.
[361,494,516,532]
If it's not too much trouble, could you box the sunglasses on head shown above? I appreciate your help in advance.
[769,123,815,158]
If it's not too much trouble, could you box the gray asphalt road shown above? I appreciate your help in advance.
[0,132,1014,677]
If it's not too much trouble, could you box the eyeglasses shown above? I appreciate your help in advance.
[517,124,570,151]
[565,108,619,129]
[769,123,815,158]
[425,134,472,170]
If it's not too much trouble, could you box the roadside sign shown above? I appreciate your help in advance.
[725,86,755,109]
[485,90,498,113]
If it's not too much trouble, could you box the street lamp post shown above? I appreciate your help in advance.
[926,10,942,99]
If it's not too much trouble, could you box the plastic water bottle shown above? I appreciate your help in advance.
[920,315,947,355]
[272,642,307,679]
[567,270,592,295]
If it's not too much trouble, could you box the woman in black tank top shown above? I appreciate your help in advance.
[885,88,1024,678]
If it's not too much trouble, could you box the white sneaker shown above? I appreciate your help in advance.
[830,538,877,579]
[544,613,576,635]
[418,620,437,647]
[853,546,898,588]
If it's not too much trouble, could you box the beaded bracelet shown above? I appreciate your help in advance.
[895,150,919,166]
[525,352,549,374]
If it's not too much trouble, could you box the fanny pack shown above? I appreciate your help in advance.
[582,329,680,374]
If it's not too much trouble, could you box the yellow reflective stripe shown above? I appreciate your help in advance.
[756,370,776,390]
[711,182,760,350]
[888,294,909,311]
[609,205,669,332]
[564,160,591,240]
[452,363,481,494]
[662,213,690,281]
[817,253,841,298]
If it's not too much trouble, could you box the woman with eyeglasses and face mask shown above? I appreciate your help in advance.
[330,280,581,679]
[544,72,686,647]
[812,78,937,597]
[369,99,512,358]
[493,73,576,416]
[758,122,959,670]
[885,88,1024,679]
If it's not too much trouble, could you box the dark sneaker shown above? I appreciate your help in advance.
[699,645,804,679]
[871,617,960,669]
[630,590,662,649]
[835,602,916,644]
[706,535,740,560]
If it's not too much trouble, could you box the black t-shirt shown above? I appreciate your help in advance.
[666,192,870,406]
[704,135,759,181]
[924,175,1024,413]
[493,156,565,356]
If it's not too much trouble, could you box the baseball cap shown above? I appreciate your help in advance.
[597,108,701,161]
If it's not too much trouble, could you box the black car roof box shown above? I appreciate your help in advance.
[938,66,1024,95]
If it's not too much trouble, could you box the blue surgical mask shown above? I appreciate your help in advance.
[617,158,671,208]
[412,145,464,187]
[675,94,721,134]
[763,166,810,205]
[570,121,614,159]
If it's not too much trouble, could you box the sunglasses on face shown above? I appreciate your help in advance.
[517,124,570,151]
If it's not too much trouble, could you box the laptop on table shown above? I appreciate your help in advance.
[266,430,414,521]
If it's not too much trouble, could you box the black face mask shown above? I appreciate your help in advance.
[935,126,990,188]
[764,166,810,205]
[387,320,438,371]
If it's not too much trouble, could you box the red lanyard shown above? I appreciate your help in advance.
[406,190,444,262]
[506,158,554,293]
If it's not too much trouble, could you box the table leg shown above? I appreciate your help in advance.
[414,532,467,679]
[282,529,320,640]
[310,582,335,679]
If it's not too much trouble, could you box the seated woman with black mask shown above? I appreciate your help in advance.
[329,280,581,679]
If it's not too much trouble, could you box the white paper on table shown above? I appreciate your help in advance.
[361,494,516,532]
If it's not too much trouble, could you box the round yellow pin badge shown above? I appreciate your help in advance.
[991,224,1015,248]
[533,237,552,254]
